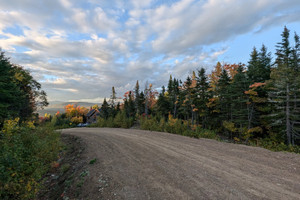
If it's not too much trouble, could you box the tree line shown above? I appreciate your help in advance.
[98,26,299,146]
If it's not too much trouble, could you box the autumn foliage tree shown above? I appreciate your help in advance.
[64,104,88,124]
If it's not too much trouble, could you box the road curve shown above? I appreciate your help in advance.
[62,128,300,200]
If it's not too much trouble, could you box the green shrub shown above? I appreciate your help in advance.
[196,128,219,140]
[106,117,114,127]
[92,111,134,129]
[113,111,126,127]
[140,116,158,131]
[0,120,62,199]
[250,138,300,153]
[158,118,166,132]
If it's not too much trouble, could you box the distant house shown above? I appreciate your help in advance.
[86,108,101,124]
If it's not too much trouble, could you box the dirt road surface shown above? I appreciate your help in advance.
[62,128,300,200]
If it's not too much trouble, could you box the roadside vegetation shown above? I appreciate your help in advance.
[89,111,134,129]
[0,51,62,199]
[0,119,61,199]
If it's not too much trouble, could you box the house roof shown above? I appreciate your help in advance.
[86,108,101,117]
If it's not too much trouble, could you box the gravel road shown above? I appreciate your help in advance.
[62,128,300,200]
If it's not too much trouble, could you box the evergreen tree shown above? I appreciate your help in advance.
[116,102,121,113]
[124,91,136,118]
[134,81,143,115]
[167,76,181,117]
[257,45,272,82]
[109,86,117,117]
[144,82,149,115]
[195,68,210,128]
[156,86,170,119]
[247,45,271,84]
[247,47,259,82]
[128,91,136,117]
[101,98,109,119]
[229,65,249,136]
[179,76,192,120]
[269,27,300,145]
[138,91,145,114]
[216,68,231,125]
[109,86,117,107]
[275,26,292,67]
[246,45,272,133]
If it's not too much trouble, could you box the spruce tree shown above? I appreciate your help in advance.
[134,81,142,115]
[157,86,170,119]
[138,91,145,114]
[179,76,192,120]
[216,68,231,125]
[195,68,210,127]
[247,47,259,82]
[229,65,249,136]
[109,87,117,117]
[257,45,271,82]
[101,98,109,119]
[247,45,271,84]
[269,27,300,145]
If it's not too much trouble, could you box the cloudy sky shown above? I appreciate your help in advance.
[1,0,300,103]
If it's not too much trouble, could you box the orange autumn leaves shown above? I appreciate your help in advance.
[64,104,89,123]
[209,62,241,91]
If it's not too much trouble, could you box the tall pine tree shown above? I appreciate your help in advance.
[195,68,210,127]
[269,27,300,145]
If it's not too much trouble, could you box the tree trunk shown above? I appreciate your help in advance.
[173,95,177,118]
[286,84,291,145]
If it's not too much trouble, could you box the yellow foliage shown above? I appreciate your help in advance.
[71,116,83,124]
[223,121,237,133]
[44,113,51,119]
[168,113,178,126]
[2,118,19,135]
[247,126,263,134]
[25,121,35,129]
[92,104,99,109]
[26,182,32,192]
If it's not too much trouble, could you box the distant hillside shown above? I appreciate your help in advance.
[37,101,102,116]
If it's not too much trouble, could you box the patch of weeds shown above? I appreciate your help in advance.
[76,170,89,189]
[76,178,85,188]
[65,178,73,189]
[80,170,89,178]
[89,158,97,164]
[60,163,71,174]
